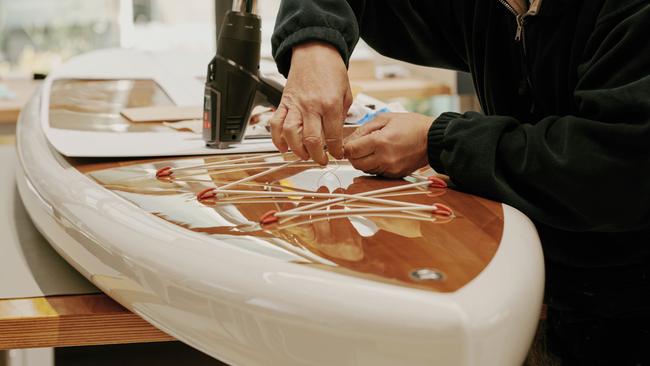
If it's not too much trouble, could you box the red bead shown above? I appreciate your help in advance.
[427,176,447,188]
[260,210,279,225]
[433,203,453,217]
[196,187,217,200]
[155,166,173,177]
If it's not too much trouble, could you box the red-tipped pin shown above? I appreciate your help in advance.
[433,203,453,217]
[260,210,279,225]
[427,176,447,189]
[196,187,217,200]
[156,166,173,178]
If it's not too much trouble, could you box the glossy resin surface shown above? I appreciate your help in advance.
[49,79,173,132]
[83,155,503,293]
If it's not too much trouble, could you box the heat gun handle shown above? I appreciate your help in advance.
[257,75,284,107]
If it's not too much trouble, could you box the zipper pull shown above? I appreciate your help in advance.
[515,15,525,41]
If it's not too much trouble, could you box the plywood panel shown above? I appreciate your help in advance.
[0,295,173,350]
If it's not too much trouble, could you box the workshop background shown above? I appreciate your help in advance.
[0,0,473,120]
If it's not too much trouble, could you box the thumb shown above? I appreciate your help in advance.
[344,113,390,144]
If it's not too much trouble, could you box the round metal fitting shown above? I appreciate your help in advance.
[410,268,445,281]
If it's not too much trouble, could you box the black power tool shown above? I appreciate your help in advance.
[203,5,284,149]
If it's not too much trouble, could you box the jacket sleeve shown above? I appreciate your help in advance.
[428,3,650,232]
[272,0,468,77]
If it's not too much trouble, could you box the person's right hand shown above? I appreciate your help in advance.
[270,42,352,165]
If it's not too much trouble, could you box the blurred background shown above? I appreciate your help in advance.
[0,0,477,117]
[0,0,215,76]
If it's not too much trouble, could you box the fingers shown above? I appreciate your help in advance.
[282,108,309,160]
[270,101,331,163]
[357,114,390,136]
[344,117,385,174]
[320,79,351,160]
[343,114,390,145]
[344,131,377,159]
[322,104,344,160]
[269,105,289,152]
[344,114,389,159]
[348,153,381,174]
[343,85,353,113]
[303,111,328,165]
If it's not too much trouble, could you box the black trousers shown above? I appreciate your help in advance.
[545,261,650,366]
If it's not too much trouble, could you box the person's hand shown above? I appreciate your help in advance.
[343,113,432,178]
[270,42,352,165]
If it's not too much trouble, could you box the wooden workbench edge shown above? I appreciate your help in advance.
[0,294,174,350]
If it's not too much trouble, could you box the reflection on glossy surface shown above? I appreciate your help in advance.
[49,79,174,132]
[88,153,504,293]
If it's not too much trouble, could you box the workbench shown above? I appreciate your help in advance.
[0,295,173,350]
[0,114,173,366]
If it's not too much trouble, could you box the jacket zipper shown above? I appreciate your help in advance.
[515,14,526,43]
[497,0,536,113]
[498,0,526,41]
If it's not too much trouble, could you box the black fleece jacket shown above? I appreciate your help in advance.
[272,0,650,360]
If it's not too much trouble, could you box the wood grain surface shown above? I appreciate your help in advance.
[82,154,504,293]
[0,294,173,350]
[49,79,173,132]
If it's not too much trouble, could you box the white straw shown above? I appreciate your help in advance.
[277,213,438,230]
[170,152,285,172]
[217,160,299,190]
[170,161,318,178]
[274,206,435,217]
[280,179,432,215]
[170,152,347,174]
[213,189,436,210]
[198,161,307,170]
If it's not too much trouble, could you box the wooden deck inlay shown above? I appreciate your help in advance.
[82,154,504,293]
[49,79,173,132]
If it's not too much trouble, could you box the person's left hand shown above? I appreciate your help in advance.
[343,113,433,178]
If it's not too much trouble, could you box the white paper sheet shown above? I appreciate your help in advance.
[40,48,279,158]
[0,146,98,299]
[45,128,277,157]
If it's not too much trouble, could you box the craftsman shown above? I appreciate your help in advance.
[269,0,650,364]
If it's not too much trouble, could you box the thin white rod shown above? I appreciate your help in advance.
[170,153,347,173]
[171,162,319,179]
[373,191,429,198]
[281,180,432,215]
[218,160,299,190]
[277,202,432,224]
[195,161,305,170]
[171,152,284,172]
[214,199,321,205]
[277,213,437,230]
[275,206,434,217]
[214,189,435,210]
